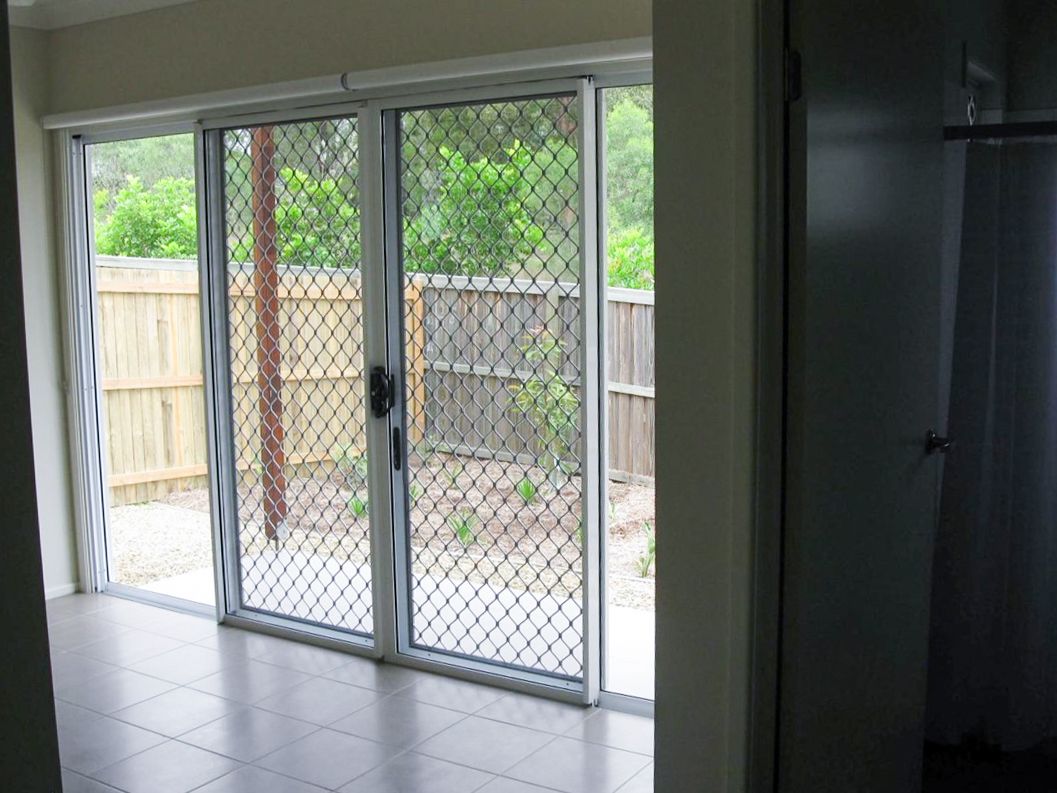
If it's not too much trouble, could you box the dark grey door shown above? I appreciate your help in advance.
[780,1,945,790]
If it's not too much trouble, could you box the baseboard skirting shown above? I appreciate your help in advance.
[45,583,78,600]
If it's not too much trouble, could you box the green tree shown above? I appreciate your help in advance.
[94,176,197,259]
[230,167,362,267]
[404,143,545,276]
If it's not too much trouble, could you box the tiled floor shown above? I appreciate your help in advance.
[48,594,654,793]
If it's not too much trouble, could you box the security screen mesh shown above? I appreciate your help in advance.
[222,117,373,635]
[398,95,585,678]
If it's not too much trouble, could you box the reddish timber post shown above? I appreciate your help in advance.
[251,126,287,544]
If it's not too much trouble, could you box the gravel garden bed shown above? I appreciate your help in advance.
[121,454,656,610]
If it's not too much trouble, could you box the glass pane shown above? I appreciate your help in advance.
[87,133,215,607]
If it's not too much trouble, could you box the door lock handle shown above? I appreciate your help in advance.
[370,366,395,418]
[925,429,953,455]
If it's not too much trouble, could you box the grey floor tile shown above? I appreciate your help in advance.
[48,615,131,650]
[73,629,186,667]
[477,692,593,734]
[254,640,356,675]
[478,779,562,793]
[256,676,384,725]
[194,626,296,659]
[339,751,495,793]
[56,668,178,714]
[93,739,241,793]
[415,715,555,774]
[48,594,109,622]
[127,643,233,685]
[94,598,176,628]
[111,686,241,737]
[564,710,653,756]
[255,728,403,790]
[187,658,312,704]
[193,765,329,793]
[60,768,124,793]
[329,694,466,748]
[179,706,320,762]
[324,657,430,692]
[615,763,653,792]
[140,611,220,643]
[57,710,167,775]
[399,675,508,713]
[504,737,651,793]
[50,651,119,690]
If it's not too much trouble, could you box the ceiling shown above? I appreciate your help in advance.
[9,0,205,29]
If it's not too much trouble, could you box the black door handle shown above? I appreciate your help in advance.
[370,366,395,418]
[925,429,953,455]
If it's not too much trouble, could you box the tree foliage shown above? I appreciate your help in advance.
[404,143,545,276]
[229,167,362,267]
[94,176,197,259]
[604,91,654,290]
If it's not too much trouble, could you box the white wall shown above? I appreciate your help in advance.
[653,0,759,788]
[45,0,651,114]
[10,26,78,598]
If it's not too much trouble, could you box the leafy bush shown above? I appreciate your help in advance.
[405,143,545,276]
[230,167,361,268]
[510,328,579,487]
[94,176,197,259]
[607,227,654,290]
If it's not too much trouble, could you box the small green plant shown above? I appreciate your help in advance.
[575,519,584,549]
[516,477,538,504]
[348,495,369,518]
[408,483,423,510]
[444,459,466,488]
[635,521,656,578]
[608,499,618,524]
[447,509,479,548]
[332,444,368,488]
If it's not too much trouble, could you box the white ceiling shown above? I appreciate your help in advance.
[9,0,205,30]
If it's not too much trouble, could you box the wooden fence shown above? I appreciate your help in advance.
[96,257,654,506]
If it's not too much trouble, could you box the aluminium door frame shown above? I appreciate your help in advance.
[200,104,385,655]
[61,121,221,619]
[379,77,603,701]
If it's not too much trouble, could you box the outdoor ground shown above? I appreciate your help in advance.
[108,454,656,611]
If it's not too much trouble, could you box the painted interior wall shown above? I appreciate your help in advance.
[1007,0,1057,111]
[45,0,651,115]
[653,0,759,788]
[11,26,78,598]
[0,10,63,790]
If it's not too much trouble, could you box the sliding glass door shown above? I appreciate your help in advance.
[199,81,602,693]
[390,93,597,685]
[212,115,375,637]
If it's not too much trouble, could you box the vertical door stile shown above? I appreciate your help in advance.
[199,126,241,619]
[361,105,397,660]
[579,78,603,705]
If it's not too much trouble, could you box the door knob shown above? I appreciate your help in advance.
[925,430,953,455]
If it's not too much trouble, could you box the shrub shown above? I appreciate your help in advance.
[607,226,655,290]
[404,143,545,276]
[510,328,579,488]
[94,176,197,259]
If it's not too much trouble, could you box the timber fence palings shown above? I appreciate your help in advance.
[95,257,655,505]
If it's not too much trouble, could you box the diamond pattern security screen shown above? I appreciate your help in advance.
[398,95,585,679]
[221,117,373,636]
